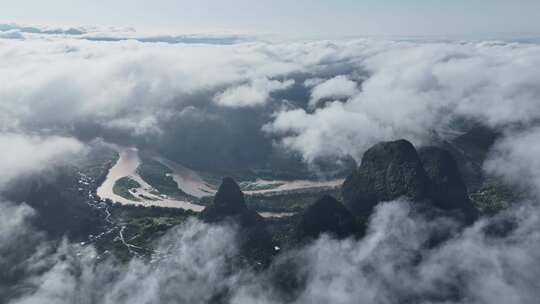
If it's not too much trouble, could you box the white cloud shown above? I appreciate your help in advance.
[303,77,325,88]
[0,22,251,45]
[8,219,243,304]
[0,133,83,187]
[485,127,540,194]
[266,42,540,162]
[0,35,351,136]
[4,30,540,165]
[0,132,83,295]
[0,30,24,40]
[7,201,540,303]
[0,23,87,35]
[3,26,540,168]
[264,101,393,162]
[213,78,294,108]
[308,75,359,107]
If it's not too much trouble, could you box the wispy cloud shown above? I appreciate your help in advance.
[0,22,251,44]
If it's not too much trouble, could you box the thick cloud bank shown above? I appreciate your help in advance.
[0,134,83,187]
[7,220,242,304]
[3,24,540,303]
[0,133,82,298]
[3,200,540,304]
[3,27,540,167]
[485,127,540,195]
[267,42,540,162]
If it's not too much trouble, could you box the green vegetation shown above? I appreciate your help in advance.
[471,181,519,215]
[250,168,314,181]
[258,188,340,212]
[123,217,188,246]
[77,144,120,187]
[105,203,196,261]
[245,188,341,213]
[137,158,190,200]
[240,181,284,191]
[266,215,299,246]
[110,216,190,262]
[196,167,326,189]
[109,202,195,219]
[113,177,141,201]
[197,169,256,187]
[200,187,340,212]
[139,194,159,201]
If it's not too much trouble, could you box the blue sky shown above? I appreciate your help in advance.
[2,0,540,37]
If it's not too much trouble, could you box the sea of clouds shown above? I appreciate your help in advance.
[2,23,540,303]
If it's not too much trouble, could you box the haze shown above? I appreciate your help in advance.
[3,0,540,37]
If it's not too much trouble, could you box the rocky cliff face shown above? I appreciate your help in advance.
[200,177,275,266]
[419,148,469,207]
[201,177,249,222]
[296,195,358,241]
[342,140,477,221]
[441,125,501,191]
[342,140,430,217]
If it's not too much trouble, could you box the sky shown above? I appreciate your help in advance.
[2,0,540,37]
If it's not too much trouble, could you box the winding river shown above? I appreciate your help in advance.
[97,145,343,217]
[96,146,204,211]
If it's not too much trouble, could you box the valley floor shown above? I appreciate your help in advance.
[96,144,342,218]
